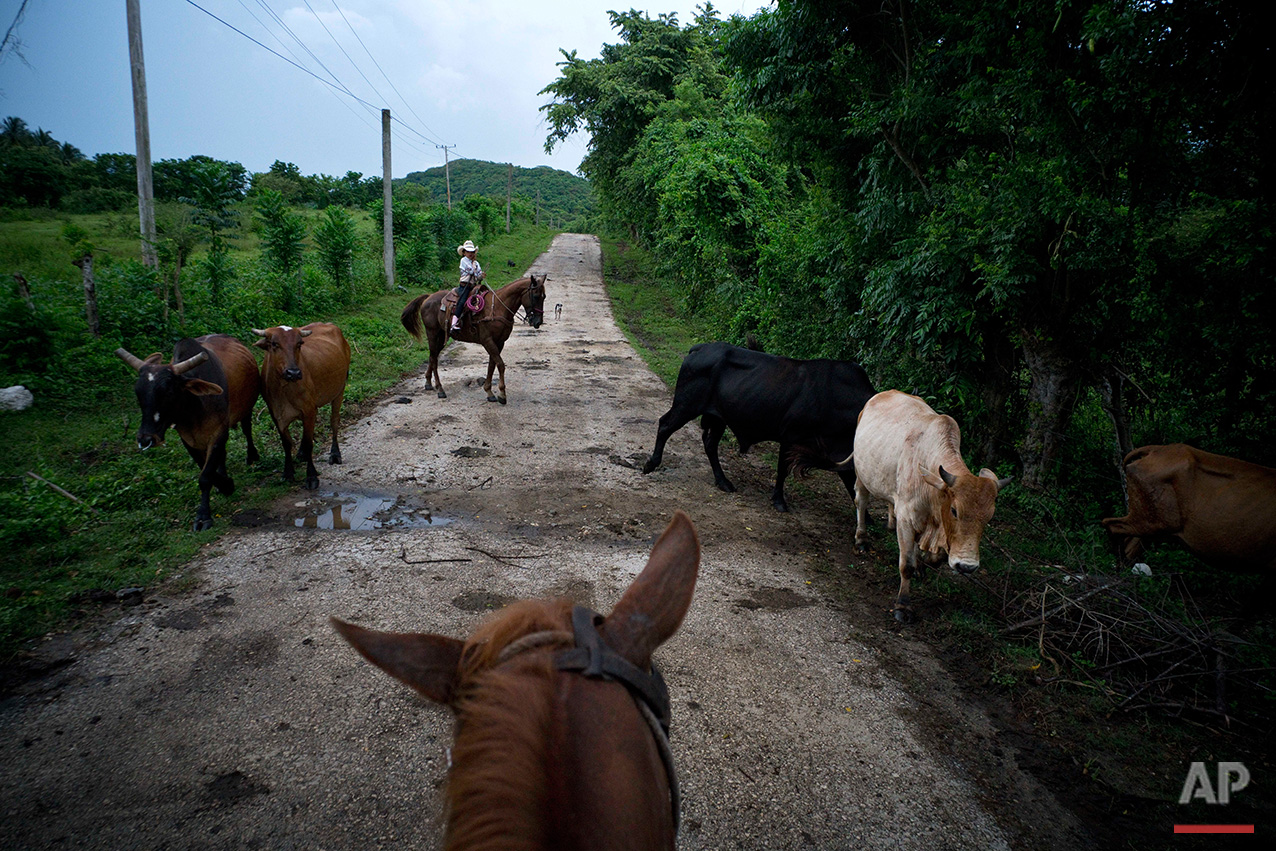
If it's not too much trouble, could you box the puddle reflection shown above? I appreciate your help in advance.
[293,493,454,530]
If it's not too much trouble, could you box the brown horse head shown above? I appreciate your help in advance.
[332,510,700,850]
[522,274,547,328]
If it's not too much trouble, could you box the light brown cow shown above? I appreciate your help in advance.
[253,322,351,490]
[1101,444,1276,574]
[852,390,1010,622]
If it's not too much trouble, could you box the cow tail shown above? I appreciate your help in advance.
[788,446,823,479]
[400,295,428,341]
[789,445,855,479]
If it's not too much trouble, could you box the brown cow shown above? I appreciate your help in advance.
[253,322,351,490]
[852,390,1011,622]
[116,335,260,531]
[1101,444,1276,574]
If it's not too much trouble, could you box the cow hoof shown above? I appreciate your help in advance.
[715,481,737,494]
[854,540,871,554]
[305,478,320,490]
[437,390,447,399]
[498,397,507,406]
[193,517,214,532]
[329,452,342,465]
[641,460,657,475]
[772,499,789,513]
[893,608,915,624]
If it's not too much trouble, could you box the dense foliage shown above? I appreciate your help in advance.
[541,1,1275,500]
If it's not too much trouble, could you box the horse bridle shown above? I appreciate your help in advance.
[486,277,545,326]
[491,605,680,833]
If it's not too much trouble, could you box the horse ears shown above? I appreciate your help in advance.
[331,617,465,705]
[601,510,700,671]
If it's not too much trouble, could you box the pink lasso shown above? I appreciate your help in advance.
[466,290,485,312]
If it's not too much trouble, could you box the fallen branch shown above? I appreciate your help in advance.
[26,471,102,516]
[399,547,472,565]
[999,579,1119,634]
[463,546,547,569]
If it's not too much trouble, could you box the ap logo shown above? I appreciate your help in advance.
[1179,762,1250,805]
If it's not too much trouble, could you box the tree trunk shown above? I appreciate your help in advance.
[13,273,34,311]
[72,254,100,338]
[1098,365,1135,508]
[173,251,186,328]
[977,328,1018,469]
[1019,329,1084,488]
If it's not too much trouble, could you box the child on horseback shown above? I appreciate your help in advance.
[451,240,486,335]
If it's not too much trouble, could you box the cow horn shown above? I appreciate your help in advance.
[938,465,957,487]
[978,468,1013,490]
[252,328,269,337]
[299,328,312,337]
[115,348,147,372]
[171,351,208,376]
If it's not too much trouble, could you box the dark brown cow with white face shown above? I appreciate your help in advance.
[116,335,260,531]
[1101,444,1276,575]
[254,322,351,490]
[852,390,1010,622]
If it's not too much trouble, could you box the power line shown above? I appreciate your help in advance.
[183,0,377,110]
[300,0,390,111]
[182,0,464,171]
[328,0,444,143]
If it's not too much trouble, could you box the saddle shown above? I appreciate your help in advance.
[440,284,492,328]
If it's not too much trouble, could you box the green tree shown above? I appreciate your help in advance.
[541,7,724,230]
[255,188,307,276]
[313,206,358,295]
[723,0,1274,484]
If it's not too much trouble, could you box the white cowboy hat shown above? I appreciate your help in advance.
[457,240,478,255]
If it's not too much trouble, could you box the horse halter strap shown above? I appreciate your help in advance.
[554,605,681,833]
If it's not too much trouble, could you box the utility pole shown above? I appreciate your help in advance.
[536,187,541,226]
[436,144,455,210]
[382,109,394,290]
[126,0,157,268]
[506,163,513,234]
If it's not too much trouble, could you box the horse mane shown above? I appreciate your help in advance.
[445,598,575,851]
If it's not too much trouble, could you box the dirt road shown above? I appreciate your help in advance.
[0,234,1087,849]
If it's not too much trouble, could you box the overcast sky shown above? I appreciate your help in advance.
[1,0,773,180]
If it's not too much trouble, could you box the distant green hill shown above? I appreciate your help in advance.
[398,159,594,223]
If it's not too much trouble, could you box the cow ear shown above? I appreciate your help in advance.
[602,510,700,671]
[252,338,269,349]
[979,468,1013,490]
[144,353,163,365]
[331,618,465,705]
[919,465,948,491]
[183,379,224,397]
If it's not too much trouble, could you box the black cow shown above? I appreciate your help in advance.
[642,342,876,511]
[116,335,261,531]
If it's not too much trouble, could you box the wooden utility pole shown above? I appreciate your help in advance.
[506,163,513,233]
[73,254,100,337]
[126,0,157,268]
[436,144,455,210]
[536,188,541,226]
[382,109,394,290]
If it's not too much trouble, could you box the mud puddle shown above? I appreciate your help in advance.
[290,492,454,530]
